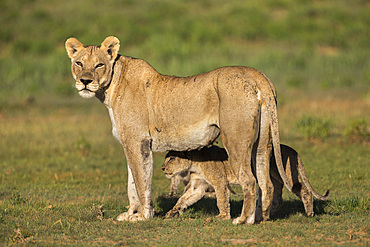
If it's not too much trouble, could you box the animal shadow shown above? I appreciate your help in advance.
[271,199,330,220]
[155,195,219,218]
[156,195,330,220]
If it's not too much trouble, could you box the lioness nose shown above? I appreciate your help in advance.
[80,79,93,85]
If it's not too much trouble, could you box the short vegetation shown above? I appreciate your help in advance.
[0,0,369,245]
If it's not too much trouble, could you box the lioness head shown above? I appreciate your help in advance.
[162,151,191,178]
[65,36,120,98]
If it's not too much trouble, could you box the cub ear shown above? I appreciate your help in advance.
[65,38,84,59]
[101,36,120,60]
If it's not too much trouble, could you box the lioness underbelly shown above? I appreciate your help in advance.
[146,73,221,152]
[150,118,220,152]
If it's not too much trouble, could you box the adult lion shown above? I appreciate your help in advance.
[65,36,292,224]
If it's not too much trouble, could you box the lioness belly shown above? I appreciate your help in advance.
[150,119,220,152]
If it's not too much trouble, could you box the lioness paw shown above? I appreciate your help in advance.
[117,212,130,221]
[232,216,255,225]
[128,213,147,222]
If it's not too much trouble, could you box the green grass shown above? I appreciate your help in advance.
[0,0,369,245]
[0,0,369,100]
[0,94,369,246]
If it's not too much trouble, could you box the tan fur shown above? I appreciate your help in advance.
[65,36,292,224]
[256,144,330,220]
[162,146,236,219]
[164,145,329,220]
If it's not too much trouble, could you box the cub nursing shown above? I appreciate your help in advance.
[162,145,329,220]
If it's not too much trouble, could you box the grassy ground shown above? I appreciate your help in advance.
[0,0,369,245]
[0,95,369,246]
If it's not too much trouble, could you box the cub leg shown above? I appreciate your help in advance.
[169,171,190,196]
[169,174,181,196]
[166,178,208,218]
[270,177,284,216]
[285,148,315,217]
[213,183,231,220]
[294,177,314,217]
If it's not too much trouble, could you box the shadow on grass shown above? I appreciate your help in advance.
[155,194,331,220]
[155,195,220,218]
[271,199,330,220]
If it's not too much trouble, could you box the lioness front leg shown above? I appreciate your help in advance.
[118,139,154,222]
[117,165,142,221]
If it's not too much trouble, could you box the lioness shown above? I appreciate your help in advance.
[65,36,292,224]
[162,145,329,220]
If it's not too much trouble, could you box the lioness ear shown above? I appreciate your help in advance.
[101,36,120,60]
[65,38,84,59]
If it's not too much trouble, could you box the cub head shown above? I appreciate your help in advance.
[65,36,120,98]
[162,151,191,178]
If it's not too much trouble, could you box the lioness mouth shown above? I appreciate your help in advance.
[80,87,94,92]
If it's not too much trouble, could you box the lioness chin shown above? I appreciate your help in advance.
[65,36,292,224]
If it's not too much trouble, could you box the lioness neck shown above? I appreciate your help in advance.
[100,55,160,108]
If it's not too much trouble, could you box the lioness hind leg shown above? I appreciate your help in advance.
[221,127,258,224]
[225,144,256,225]
[218,80,261,224]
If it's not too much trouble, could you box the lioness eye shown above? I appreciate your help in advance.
[75,61,83,67]
[95,63,104,68]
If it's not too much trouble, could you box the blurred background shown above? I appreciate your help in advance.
[0,0,369,100]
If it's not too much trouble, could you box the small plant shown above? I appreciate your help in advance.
[295,115,332,140]
[343,118,370,143]
[327,197,370,215]
[75,136,91,156]
[0,209,7,223]
[10,192,27,205]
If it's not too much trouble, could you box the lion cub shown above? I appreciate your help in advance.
[162,146,236,219]
[162,145,329,220]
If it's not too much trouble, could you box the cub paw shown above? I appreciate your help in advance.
[165,209,180,218]
[215,213,231,220]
